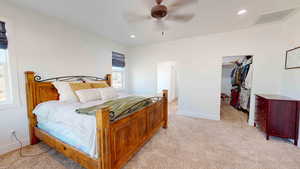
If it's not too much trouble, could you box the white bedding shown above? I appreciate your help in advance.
[33,93,129,158]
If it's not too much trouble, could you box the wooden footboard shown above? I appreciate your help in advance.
[97,90,168,169]
[25,71,168,169]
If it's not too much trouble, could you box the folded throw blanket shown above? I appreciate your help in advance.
[76,96,154,121]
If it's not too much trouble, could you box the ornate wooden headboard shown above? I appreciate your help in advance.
[25,71,112,144]
[25,71,111,108]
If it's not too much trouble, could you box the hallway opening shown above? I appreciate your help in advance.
[157,61,178,104]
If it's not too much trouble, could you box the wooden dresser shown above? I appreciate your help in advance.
[255,94,300,145]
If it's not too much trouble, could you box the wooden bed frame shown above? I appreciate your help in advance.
[25,71,168,169]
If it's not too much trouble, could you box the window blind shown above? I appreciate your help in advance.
[112,52,125,68]
[0,21,8,49]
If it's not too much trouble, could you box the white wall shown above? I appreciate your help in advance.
[280,11,300,146]
[0,1,127,154]
[281,11,300,99]
[221,66,233,96]
[127,23,286,122]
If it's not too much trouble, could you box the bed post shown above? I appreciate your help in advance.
[25,71,39,145]
[96,107,111,169]
[162,90,168,129]
[106,74,112,87]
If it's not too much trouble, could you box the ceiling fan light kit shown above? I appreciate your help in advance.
[151,5,168,19]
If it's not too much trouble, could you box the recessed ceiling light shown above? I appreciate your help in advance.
[238,9,247,15]
[130,35,136,38]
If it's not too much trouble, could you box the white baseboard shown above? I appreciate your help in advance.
[0,137,29,155]
[176,110,220,121]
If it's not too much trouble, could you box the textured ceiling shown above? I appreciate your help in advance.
[6,0,300,46]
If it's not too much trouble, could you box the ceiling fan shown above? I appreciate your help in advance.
[125,0,197,32]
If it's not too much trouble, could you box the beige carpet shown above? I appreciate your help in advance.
[1,102,300,169]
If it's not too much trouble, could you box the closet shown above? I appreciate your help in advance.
[230,56,253,112]
[221,55,253,119]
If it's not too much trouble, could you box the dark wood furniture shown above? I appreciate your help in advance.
[255,94,300,145]
[25,71,168,169]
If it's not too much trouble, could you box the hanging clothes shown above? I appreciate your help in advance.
[231,65,238,85]
[231,58,244,86]
[240,64,250,82]
[239,87,251,110]
[243,64,253,89]
[229,56,253,111]
[230,87,240,108]
[240,58,252,84]
[240,58,252,111]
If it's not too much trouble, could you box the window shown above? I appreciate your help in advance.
[0,21,11,104]
[0,49,9,102]
[112,52,125,89]
[112,68,125,89]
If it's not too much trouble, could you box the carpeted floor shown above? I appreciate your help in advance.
[1,102,300,169]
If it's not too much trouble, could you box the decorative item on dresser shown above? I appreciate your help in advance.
[255,94,300,145]
[25,71,168,169]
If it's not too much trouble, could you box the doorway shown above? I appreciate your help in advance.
[157,61,178,109]
[220,55,253,125]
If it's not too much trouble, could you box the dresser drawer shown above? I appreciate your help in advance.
[255,98,268,121]
[255,96,268,132]
[268,101,298,138]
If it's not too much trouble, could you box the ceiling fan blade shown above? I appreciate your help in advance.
[124,12,152,23]
[167,14,195,22]
[168,0,198,13]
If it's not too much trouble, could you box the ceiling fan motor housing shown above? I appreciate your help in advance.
[151,5,168,19]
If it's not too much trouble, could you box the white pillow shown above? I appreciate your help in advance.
[33,100,61,122]
[52,82,78,102]
[97,87,118,100]
[75,88,102,103]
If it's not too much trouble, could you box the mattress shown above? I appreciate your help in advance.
[33,93,129,158]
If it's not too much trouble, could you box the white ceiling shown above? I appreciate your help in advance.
[7,0,300,46]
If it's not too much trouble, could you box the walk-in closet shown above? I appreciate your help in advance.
[220,55,253,124]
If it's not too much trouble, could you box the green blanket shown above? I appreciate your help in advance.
[76,96,153,121]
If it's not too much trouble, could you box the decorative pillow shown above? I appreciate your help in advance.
[52,82,78,102]
[75,88,102,103]
[69,83,92,91]
[97,87,118,100]
[89,82,109,88]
